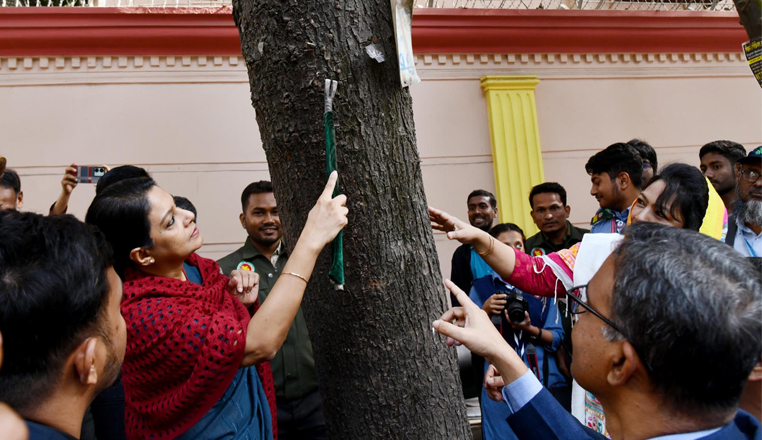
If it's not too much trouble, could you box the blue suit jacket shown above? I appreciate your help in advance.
[507,388,761,440]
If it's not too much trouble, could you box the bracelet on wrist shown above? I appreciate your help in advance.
[282,272,309,284]
[477,236,495,258]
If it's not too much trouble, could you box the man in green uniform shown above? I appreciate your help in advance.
[524,182,588,257]
[218,181,327,440]
[523,182,589,393]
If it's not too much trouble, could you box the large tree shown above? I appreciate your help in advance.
[232,1,472,438]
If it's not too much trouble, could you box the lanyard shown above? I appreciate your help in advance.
[513,331,525,358]
[743,233,759,258]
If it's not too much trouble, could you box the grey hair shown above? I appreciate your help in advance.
[736,185,762,227]
[601,324,623,342]
[610,223,762,415]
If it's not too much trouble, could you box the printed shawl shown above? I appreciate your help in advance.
[121,253,277,440]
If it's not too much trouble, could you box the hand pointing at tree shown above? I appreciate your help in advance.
[433,279,529,386]
[300,171,349,251]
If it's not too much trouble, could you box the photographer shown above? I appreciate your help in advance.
[469,224,569,440]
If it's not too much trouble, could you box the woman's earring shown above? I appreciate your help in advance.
[149,259,155,264]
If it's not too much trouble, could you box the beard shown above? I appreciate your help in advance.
[599,182,621,210]
[99,346,123,392]
[611,181,621,199]
[471,218,492,233]
[469,213,494,232]
[713,180,736,196]
[253,233,281,247]
[94,320,124,394]
[736,186,762,227]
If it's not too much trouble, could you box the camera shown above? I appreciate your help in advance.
[504,290,529,324]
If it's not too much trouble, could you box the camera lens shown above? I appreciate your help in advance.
[507,305,525,324]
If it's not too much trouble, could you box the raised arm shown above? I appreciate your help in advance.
[433,282,595,440]
[50,164,78,216]
[241,172,348,366]
[430,207,562,297]
[430,207,518,279]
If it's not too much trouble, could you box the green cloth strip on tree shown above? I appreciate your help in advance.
[324,79,344,288]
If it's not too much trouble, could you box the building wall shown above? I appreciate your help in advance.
[1,10,759,280]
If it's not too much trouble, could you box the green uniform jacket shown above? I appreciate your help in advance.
[218,239,318,401]
[524,221,589,256]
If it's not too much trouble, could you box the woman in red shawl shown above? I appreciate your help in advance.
[85,171,347,440]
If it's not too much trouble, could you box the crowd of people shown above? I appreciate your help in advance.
[0,138,759,440]
[432,139,762,440]
[0,160,347,440]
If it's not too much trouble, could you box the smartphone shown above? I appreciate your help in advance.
[77,166,107,184]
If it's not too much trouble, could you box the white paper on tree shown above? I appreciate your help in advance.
[390,0,421,88]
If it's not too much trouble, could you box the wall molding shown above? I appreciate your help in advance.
[0,51,749,86]
[0,8,748,57]
[9,155,494,174]
[415,51,749,79]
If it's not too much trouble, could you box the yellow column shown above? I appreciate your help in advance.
[480,75,545,237]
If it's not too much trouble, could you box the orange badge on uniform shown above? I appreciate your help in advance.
[236,262,254,272]
[531,247,546,256]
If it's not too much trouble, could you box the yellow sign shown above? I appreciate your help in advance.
[743,38,762,88]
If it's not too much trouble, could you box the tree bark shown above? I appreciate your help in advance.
[733,0,762,40]
[232,1,472,439]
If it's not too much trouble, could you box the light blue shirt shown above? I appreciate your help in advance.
[502,371,724,440]
[733,218,762,257]
[501,369,544,415]
[590,207,630,234]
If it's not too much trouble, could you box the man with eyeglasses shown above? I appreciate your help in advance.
[433,223,762,440]
[727,147,762,257]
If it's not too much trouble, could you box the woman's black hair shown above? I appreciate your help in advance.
[85,176,156,276]
[95,165,150,195]
[489,223,526,242]
[646,163,709,231]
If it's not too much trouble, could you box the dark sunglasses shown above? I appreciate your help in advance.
[566,284,654,375]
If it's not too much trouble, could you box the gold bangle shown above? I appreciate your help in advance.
[477,236,495,258]
[282,272,309,284]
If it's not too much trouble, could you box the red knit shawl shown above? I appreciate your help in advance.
[121,253,277,440]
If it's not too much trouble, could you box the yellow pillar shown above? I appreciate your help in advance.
[480,75,545,237]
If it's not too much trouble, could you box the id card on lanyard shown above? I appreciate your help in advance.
[743,234,759,258]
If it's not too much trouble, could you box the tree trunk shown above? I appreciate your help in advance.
[733,0,762,40]
[232,1,472,439]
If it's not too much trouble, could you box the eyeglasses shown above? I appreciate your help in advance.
[741,168,762,184]
[642,161,652,171]
[566,284,654,374]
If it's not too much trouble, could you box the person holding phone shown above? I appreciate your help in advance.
[50,164,110,216]
[49,164,79,216]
